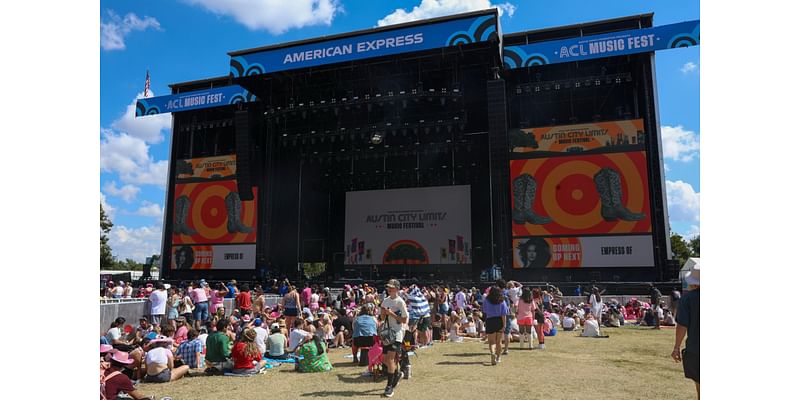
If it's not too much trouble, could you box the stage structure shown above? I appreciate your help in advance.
[136,10,699,283]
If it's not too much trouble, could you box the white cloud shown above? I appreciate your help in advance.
[103,181,141,203]
[101,10,162,51]
[111,91,171,144]
[100,192,116,220]
[100,129,169,188]
[378,0,516,27]
[183,0,341,34]
[109,224,163,262]
[660,125,699,162]
[136,201,164,218]
[685,224,700,239]
[680,61,698,74]
[666,180,700,223]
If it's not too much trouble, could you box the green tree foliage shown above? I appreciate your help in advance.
[670,233,692,266]
[689,235,700,257]
[100,204,115,269]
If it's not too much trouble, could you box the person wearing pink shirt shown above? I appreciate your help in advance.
[516,288,535,349]
[190,281,210,330]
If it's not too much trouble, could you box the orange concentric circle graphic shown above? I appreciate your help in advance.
[172,180,258,245]
[510,151,651,237]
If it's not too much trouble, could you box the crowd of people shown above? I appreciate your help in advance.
[100,278,689,399]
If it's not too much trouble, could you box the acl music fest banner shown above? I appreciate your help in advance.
[172,180,257,245]
[171,244,256,270]
[510,151,651,236]
[344,185,472,265]
[510,119,644,156]
[176,155,236,181]
[512,235,654,268]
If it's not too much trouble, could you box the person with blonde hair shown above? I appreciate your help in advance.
[231,328,267,375]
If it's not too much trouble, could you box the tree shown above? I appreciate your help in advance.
[670,233,692,267]
[689,235,700,257]
[101,204,115,269]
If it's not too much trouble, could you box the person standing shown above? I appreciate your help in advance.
[649,284,663,330]
[123,282,133,298]
[407,284,432,348]
[670,286,682,318]
[189,281,209,331]
[281,285,301,332]
[166,288,180,330]
[149,282,168,327]
[380,279,408,398]
[516,288,535,349]
[301,283,313,309]
[236,284,253,316]
[483,286,508,365]
[454,286,467,313]
[672,265,700,399]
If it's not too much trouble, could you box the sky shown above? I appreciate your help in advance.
[100,0,700,262]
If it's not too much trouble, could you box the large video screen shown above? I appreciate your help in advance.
[172,180,258,246]
[511,235,654,269]
[344,185,472,265]
[510,151,652,237]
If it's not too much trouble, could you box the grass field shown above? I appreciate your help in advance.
[136,325,695,400]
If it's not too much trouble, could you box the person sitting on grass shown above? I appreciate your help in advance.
[288,318,314,353]
[231,328,267,375]
[143,335,190,383]
[175,328,204,371]
[562,311,577,331]
[296,333,333,373]
[102,351,154,400]
[351,304,377,363]
[205,319,233,373]
[267,323,290,360]
[581,313,602,337]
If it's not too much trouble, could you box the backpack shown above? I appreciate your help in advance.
[100,370,122,400]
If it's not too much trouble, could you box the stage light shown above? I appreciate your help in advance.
[516,86,522,95]
[554,83,560,90]
[615,77,622,84]
[370,132,383,144]
[575,81,581,88]
[595,79,601,86]
[535,86,540,92]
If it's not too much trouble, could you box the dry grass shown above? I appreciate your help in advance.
[137,325,695,399]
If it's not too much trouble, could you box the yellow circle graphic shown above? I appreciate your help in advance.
[191,185,229,240]
[540,160,601,230]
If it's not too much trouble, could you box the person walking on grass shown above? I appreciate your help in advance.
[380,279,408,398]
[483,286,508,365]
[672,264,700,399]
[517,287,536,350]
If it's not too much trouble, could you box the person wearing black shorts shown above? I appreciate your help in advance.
[672,265,700,399]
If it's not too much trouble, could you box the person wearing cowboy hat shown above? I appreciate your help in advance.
[143,335,190,383]
[102,351,154,400]
[673,263,700,398]
[174,316,189,345]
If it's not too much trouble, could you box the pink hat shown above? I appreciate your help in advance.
[110,351,135,365]
[270,311,281,319]
[100,344,114,354]
[147,335,174,347]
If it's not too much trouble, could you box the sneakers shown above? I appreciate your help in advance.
[383,385,394,398]
[502,349,508,355]
[491,354,497,365]
[539,343,545,350]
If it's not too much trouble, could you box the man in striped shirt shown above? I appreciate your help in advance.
[407,285,432,347]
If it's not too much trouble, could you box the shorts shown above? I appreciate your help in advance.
[682,350,700,383]
[382,341,401,354]
[150,314,163,326]
[485,317,503,334]
[145,368,171,383]
[268,352,290,359]
[518,317,533,326]
[504,318,513,335]
[284,308,299,317]
[353,336,374,348]
[416,316,431,331]
[438,304,449,315]
[193,302,209,322]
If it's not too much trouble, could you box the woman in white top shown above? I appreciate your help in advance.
[581,314,602,337]
[448,312,463,342]
[589,288,604,320]
[144,336,189,383]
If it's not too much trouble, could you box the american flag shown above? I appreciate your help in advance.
[144,70,151,97]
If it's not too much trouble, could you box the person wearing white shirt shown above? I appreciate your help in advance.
[252,319,269,356]
[562,314,576,331]
[149,282,168,326]
[581,314,602,337]
[288,319,313,352]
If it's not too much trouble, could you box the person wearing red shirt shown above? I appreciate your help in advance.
[231,328,266,375]
[102,351,153,400]
[236,284,253,316]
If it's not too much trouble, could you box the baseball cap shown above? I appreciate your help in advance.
[270,323,280,330]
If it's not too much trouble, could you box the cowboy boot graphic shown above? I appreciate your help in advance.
[512,174,552,225]
[173,195,196,235]
[593,167,646,222]
[225,191,253,234]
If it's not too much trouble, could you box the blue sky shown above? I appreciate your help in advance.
[100,0,700,262]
